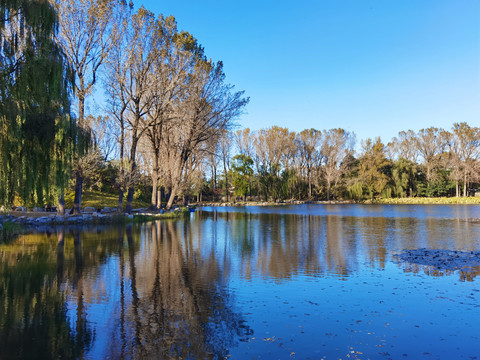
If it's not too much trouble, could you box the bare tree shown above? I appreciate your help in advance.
[320,128,355,200]
[234,128,254,158]
[143,17,198,209]
[164,60,248,209]
[414,127,449,185]
[388,130,417,162]
[451,122,480,196]
[54,0,128,214]
[297,129,322,199]
[252,126,293,201]
[105,7,159,213]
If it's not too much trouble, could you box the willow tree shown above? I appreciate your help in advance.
[0,0,72,207]
[54,0,129,214]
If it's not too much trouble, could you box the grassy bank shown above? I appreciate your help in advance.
[133,208,191,222]
[371,197,480,205]
[65,190,151,209]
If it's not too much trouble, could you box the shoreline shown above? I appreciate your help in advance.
[2,199,480,231]
[0,207,190,230]
[196,197,480,207]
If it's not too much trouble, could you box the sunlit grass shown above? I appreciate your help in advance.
[64,190,151,210]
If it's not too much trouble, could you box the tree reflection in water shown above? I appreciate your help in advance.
[0,223,251,359]
[0,229,83,359]
[112,222,252,359]
[2,206,480,359]
[197,209,480,281]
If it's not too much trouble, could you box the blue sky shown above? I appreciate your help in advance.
[138,0,480,144]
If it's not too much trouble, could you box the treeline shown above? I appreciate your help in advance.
[196,124,480,202]
[0,0,247,212]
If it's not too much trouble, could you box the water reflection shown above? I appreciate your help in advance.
[112,222,251,359]
[1,206,480,359]
[0,223,251,359]
[0,229,81,359]
[197,209,480,280]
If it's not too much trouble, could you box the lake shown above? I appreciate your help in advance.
[1,204,480,359]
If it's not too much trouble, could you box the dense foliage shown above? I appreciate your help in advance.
[0,0,73,207]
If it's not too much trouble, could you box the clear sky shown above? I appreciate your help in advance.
[138,0,480,144]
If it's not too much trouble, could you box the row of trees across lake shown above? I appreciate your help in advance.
[1,1,479,211]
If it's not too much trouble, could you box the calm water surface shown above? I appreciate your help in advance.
[1,204,480,359]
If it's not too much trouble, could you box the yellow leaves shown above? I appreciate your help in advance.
[263,336,276,342]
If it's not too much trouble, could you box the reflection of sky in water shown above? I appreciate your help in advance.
[229,265,480,359]
[2,205,480,359]
[201,203,480,220]
[192,206,480,358]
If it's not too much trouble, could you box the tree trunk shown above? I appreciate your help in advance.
[456,180,459,198]
[57,194,65,215]
[166,182,179,210]
[151,169,158,209]
[73,173,83,214]
[117,190,124,212]
[125,187,134,214]
[463,171,467,197]
[158,188,162,208]
[78,95,85,129]
[326,181,331,201]
[225,172,229,202]
[124,136,138,214]
[73,93,86,216]
[150,149,160,209]
[308,169,312,199]
[213,166,217,202]
[118,121,125,212]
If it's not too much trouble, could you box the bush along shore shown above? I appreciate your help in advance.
[0,207,191,229]
[199,200,356,207]
[369,196,480,205]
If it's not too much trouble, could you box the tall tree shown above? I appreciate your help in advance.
[451,122,480,197]
[355,138,391,199]
[414,127,449,187]
[296,129,321,199]
[0,0,72,207]
[231,154,254,200]
[106,7,159,213]
[253,127,292,201]
[54,0,129,213]
[143,16,199,209]
[320,128,355,201]
[164,60,248,209]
